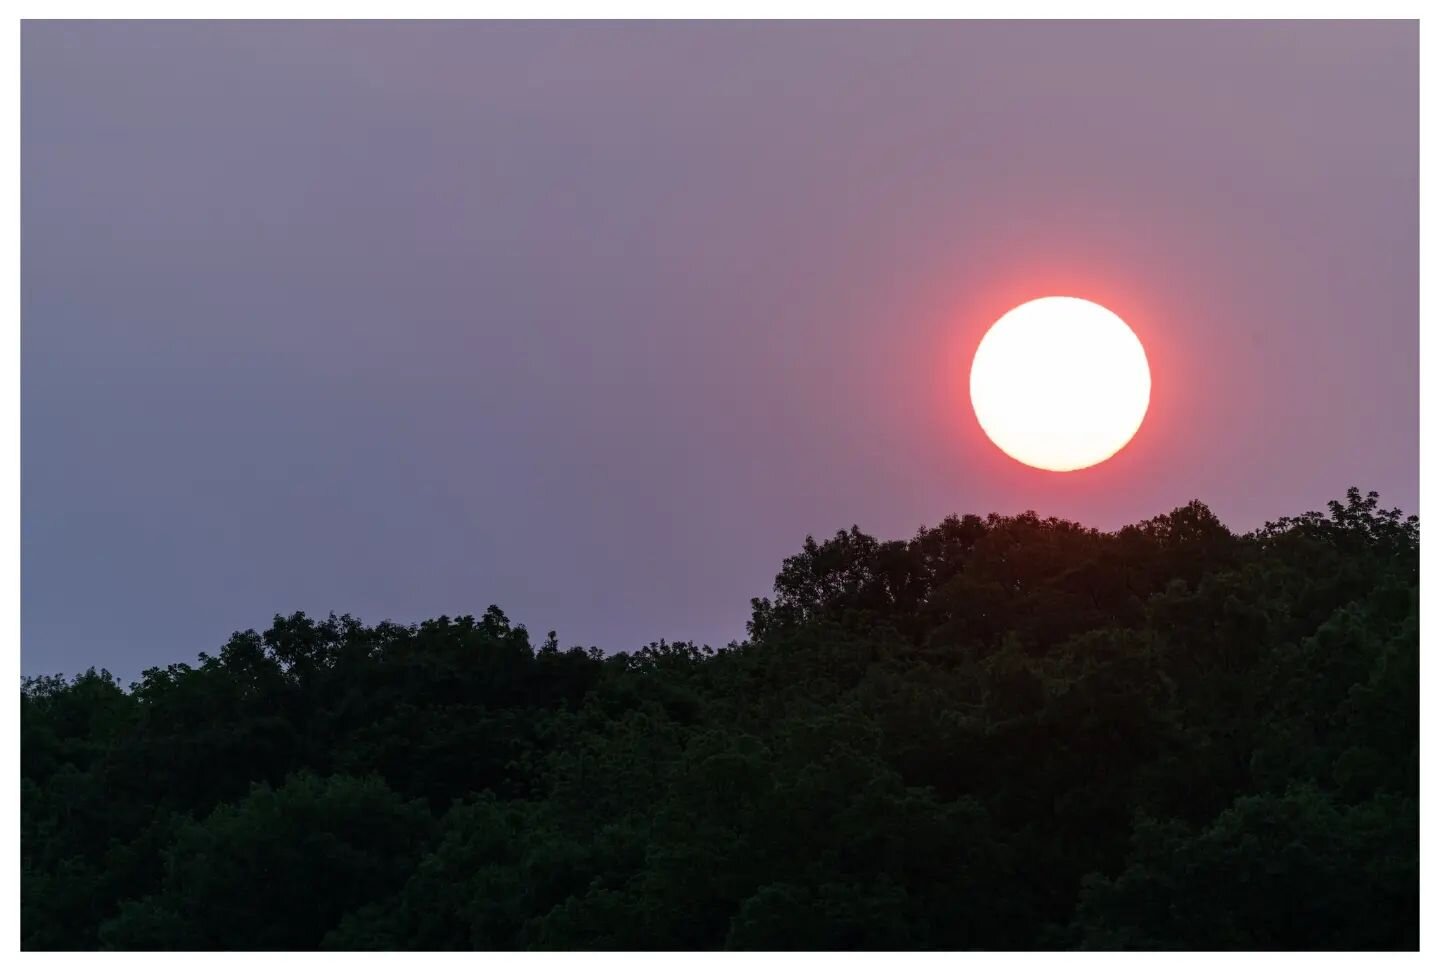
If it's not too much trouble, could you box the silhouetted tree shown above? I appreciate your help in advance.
[21,489,1418,950]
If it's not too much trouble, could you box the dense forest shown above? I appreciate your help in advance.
[21,488,1418,950]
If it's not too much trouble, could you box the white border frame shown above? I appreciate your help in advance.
[6,6,1430,963]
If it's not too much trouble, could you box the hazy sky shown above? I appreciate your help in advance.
[23,21,1418,680]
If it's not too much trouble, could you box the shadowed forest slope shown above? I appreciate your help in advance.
[21,488,1418,950]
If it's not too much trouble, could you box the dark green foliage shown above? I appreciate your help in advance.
[21,488,1418,949]
[99,773,433,950]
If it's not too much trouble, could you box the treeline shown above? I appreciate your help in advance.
[21,488,1418,949]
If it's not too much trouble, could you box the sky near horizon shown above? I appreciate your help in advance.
[23,20,1418,680]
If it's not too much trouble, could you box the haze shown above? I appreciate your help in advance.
[22,21,1418,680]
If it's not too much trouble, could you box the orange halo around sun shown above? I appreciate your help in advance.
[970,297,1151,472]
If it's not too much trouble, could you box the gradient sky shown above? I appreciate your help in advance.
[23,21,1418,681]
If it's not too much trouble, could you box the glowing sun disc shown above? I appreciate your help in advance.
[970,297,1150,472]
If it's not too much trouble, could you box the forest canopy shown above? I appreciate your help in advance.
[21,488,1418,950]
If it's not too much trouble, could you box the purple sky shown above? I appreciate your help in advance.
[23,21,1418,680]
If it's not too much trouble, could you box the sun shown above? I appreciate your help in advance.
[970,297,1150,472]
